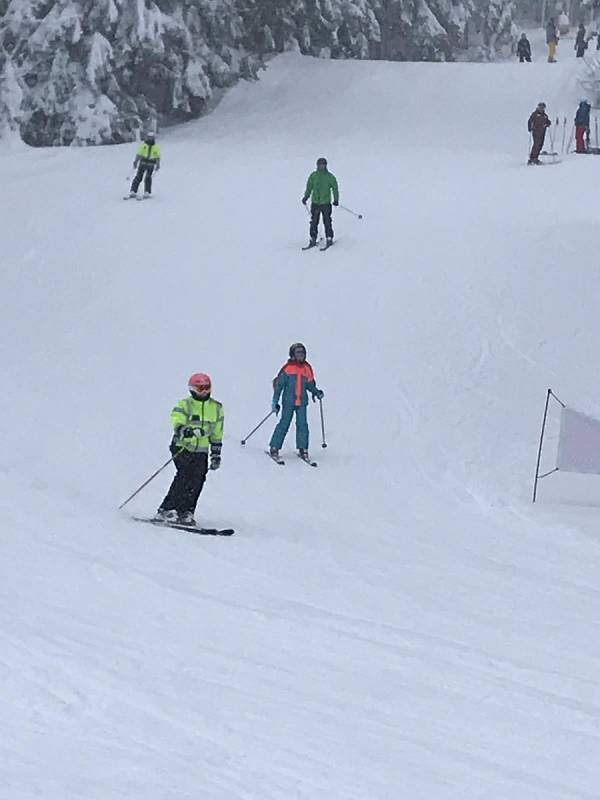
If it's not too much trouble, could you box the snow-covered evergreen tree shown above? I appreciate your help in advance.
[0,0,516,146]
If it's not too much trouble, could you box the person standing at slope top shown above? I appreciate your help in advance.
[269,343,324,462]
[574,99,591,153]
[528,102,551,165]
[575,22,588,57]
[517,33,532,62]
[546,17,559,62]
[155,373,224,526]
[128,131,161,199]
[302,157,339,249]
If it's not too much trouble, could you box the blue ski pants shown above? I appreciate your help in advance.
[269,404,309,450]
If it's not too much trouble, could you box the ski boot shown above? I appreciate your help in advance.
[154,508,177,522]
[269,447,280,459]
[302,239,317,250]
[178,511,196,526]
[298,448,310,460]
[129,191,137,198]
[143,191,151,199]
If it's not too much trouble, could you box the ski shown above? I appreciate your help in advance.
[320,241,334,252]
[265,450,285,465]
[123,195,136,200]
[302,243,318,251]
[297,453,318,467]
[133,517,234,536]
[137,195,152,201]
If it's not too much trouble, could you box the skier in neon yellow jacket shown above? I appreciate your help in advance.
[129,131,161,198]
[155,373,223,526]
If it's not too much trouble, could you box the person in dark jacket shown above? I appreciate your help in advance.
[575,99,591,153]
[575,23,588,57]
[517,33,532,62]
[546,18,559,61]
[528,102,552,164]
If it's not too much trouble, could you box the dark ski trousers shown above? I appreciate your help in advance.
[269,405,309,451]
[310,203,333,241]
[519,55,531,62]
[160,449,208,515]
[529,132,546,161]
[131,164,154,194]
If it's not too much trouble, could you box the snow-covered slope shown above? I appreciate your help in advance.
[3,52,600,799]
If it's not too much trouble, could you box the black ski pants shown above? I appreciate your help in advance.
[131,164,154,194]
[518,54,531,62]
[160,449,208,515]
[310,203,333,241]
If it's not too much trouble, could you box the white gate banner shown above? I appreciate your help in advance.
[557,407,600,475]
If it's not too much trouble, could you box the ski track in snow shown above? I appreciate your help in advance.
[2,47,600,799]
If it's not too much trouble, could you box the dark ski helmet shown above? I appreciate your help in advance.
[316,157,327,168]
[289,342,307,359]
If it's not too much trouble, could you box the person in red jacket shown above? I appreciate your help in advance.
[269,343,324,460]
[528,102,551,165]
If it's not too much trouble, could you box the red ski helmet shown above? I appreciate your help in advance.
[188,373,211,393]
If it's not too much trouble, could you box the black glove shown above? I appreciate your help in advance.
[315,389,324,400]
[180,426,204,438]
[210,442,222,470]
[302,197,308,205]
[333,200,339,206]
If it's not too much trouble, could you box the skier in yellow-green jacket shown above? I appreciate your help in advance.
[155,373,224,526]
[129,131,161,199]
[302,157,339,249]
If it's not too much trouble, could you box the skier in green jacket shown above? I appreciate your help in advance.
[302,157,339,249]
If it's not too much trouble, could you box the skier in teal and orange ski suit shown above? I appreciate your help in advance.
[269,342,324,459]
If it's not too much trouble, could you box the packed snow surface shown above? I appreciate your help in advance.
[2,51,600,799]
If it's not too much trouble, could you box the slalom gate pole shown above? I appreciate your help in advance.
[561,116,567,154]
[339,204,364,220]
[532,390,552,503]
[318,397,328,448]
[118,449,183,510]
[595,116,599,148]
[566,124,574,153]
[549,122,556,154]
[241,410,275,445]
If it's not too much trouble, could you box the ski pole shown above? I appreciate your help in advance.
[241,410,275,445]
[118,449,183,510]
[548,120,556,154]
[339,204,363,220]
[566,124,574,153]
[595,116,599,148]
[318,397,327,448]
[561,116,567,154]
